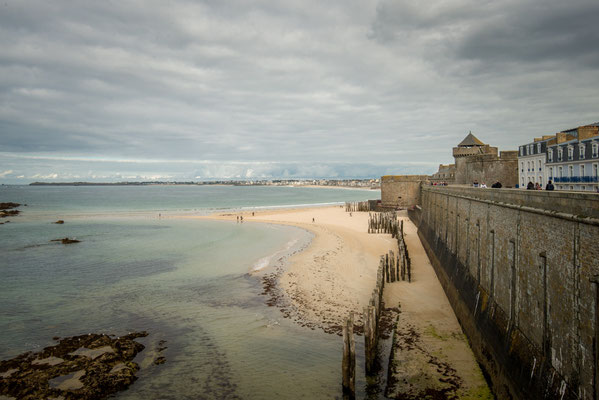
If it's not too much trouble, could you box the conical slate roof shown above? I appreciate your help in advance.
[458,132,485,147]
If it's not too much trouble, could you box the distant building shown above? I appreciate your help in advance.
[517,135,557,188]
[452,132,518,187]
[430,164,455,183]
[545,123,599,191]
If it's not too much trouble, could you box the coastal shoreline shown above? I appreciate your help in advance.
[182,205,396,335]
[182,205,491,397]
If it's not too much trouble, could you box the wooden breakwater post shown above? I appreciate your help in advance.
[364,257,385,374]
[345,201,371,213]
[396,219,412,282]
[368,211,399,236]
[342,314,356,397]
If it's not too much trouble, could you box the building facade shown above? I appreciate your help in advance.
[545,124,599,191]
[430,163,455,183]
[517,136,555,188]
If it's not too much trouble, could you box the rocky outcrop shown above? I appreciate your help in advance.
[0,202,20,218]
[51,238,81,244]
[0,332,150,400]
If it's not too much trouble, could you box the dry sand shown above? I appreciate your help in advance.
[184,206,490,397]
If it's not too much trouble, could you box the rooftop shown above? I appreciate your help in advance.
[457,132,485,147]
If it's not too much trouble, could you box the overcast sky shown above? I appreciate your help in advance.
[1,0,598,182]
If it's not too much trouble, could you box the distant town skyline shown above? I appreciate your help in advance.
[1,0,598,183]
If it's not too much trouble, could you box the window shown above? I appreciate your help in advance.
[559,166,563,177]
[581,165,585,177]
[594,164,598,178]
[527,161,530,171]
[520,147,524,156]
[548,150,553,162]
[569,165,573,177]
[580,144,585,159]
[568,146,574,160]
[537,143,541,153]
[549,167,553,179]
[593,142,598,158]
[539,176,543,186]
[538,160,541,171]
[521,162,524,172]
[558,148,563,161]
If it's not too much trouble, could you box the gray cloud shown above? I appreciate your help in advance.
[1,0,598,182]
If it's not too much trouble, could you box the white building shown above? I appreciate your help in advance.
[518,136,555,189]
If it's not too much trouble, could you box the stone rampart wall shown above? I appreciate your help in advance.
[414,186,599,400]
[380,175,428,208]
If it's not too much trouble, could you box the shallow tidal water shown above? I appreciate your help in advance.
[0,185,378,399]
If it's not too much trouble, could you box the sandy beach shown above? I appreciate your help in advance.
[186,205,490,397]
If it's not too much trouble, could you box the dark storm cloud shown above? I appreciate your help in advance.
[370,0,599,67]
[0,0,598,182]
[458,1,599,67]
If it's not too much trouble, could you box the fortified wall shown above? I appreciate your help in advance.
[380,175,429,208]
[459,151,519,187]
[411,186,599,399]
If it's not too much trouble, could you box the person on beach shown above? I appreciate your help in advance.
[240,216,243,222]
[312,218,315,223]
[236,216,239,222]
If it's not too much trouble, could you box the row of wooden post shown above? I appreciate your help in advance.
[397,220,411,282]
[368,212,400,238]
[341,259,385,397]
[364,257,386,374]
[345,201,372,212]
[342,219,413,397]
[383,221,411,283]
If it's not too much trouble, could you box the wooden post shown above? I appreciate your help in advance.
[407,252,411,283]
[385,253,390,283]
[389,250,396,282]
[364,305,377,375]
[342,314,355,397]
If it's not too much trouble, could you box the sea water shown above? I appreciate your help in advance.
[0,185,378,399]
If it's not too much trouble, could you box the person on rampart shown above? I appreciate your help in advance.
[491,181,502,188]
[545,180,555,191]
[526,181,535,190]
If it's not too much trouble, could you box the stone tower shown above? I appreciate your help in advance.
[453,132,497,184]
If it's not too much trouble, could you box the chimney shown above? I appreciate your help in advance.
[556,132,568,143]
[578,125,599,141]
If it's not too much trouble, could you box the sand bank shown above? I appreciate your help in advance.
[187,206,396,332]
[186,206,490,396]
